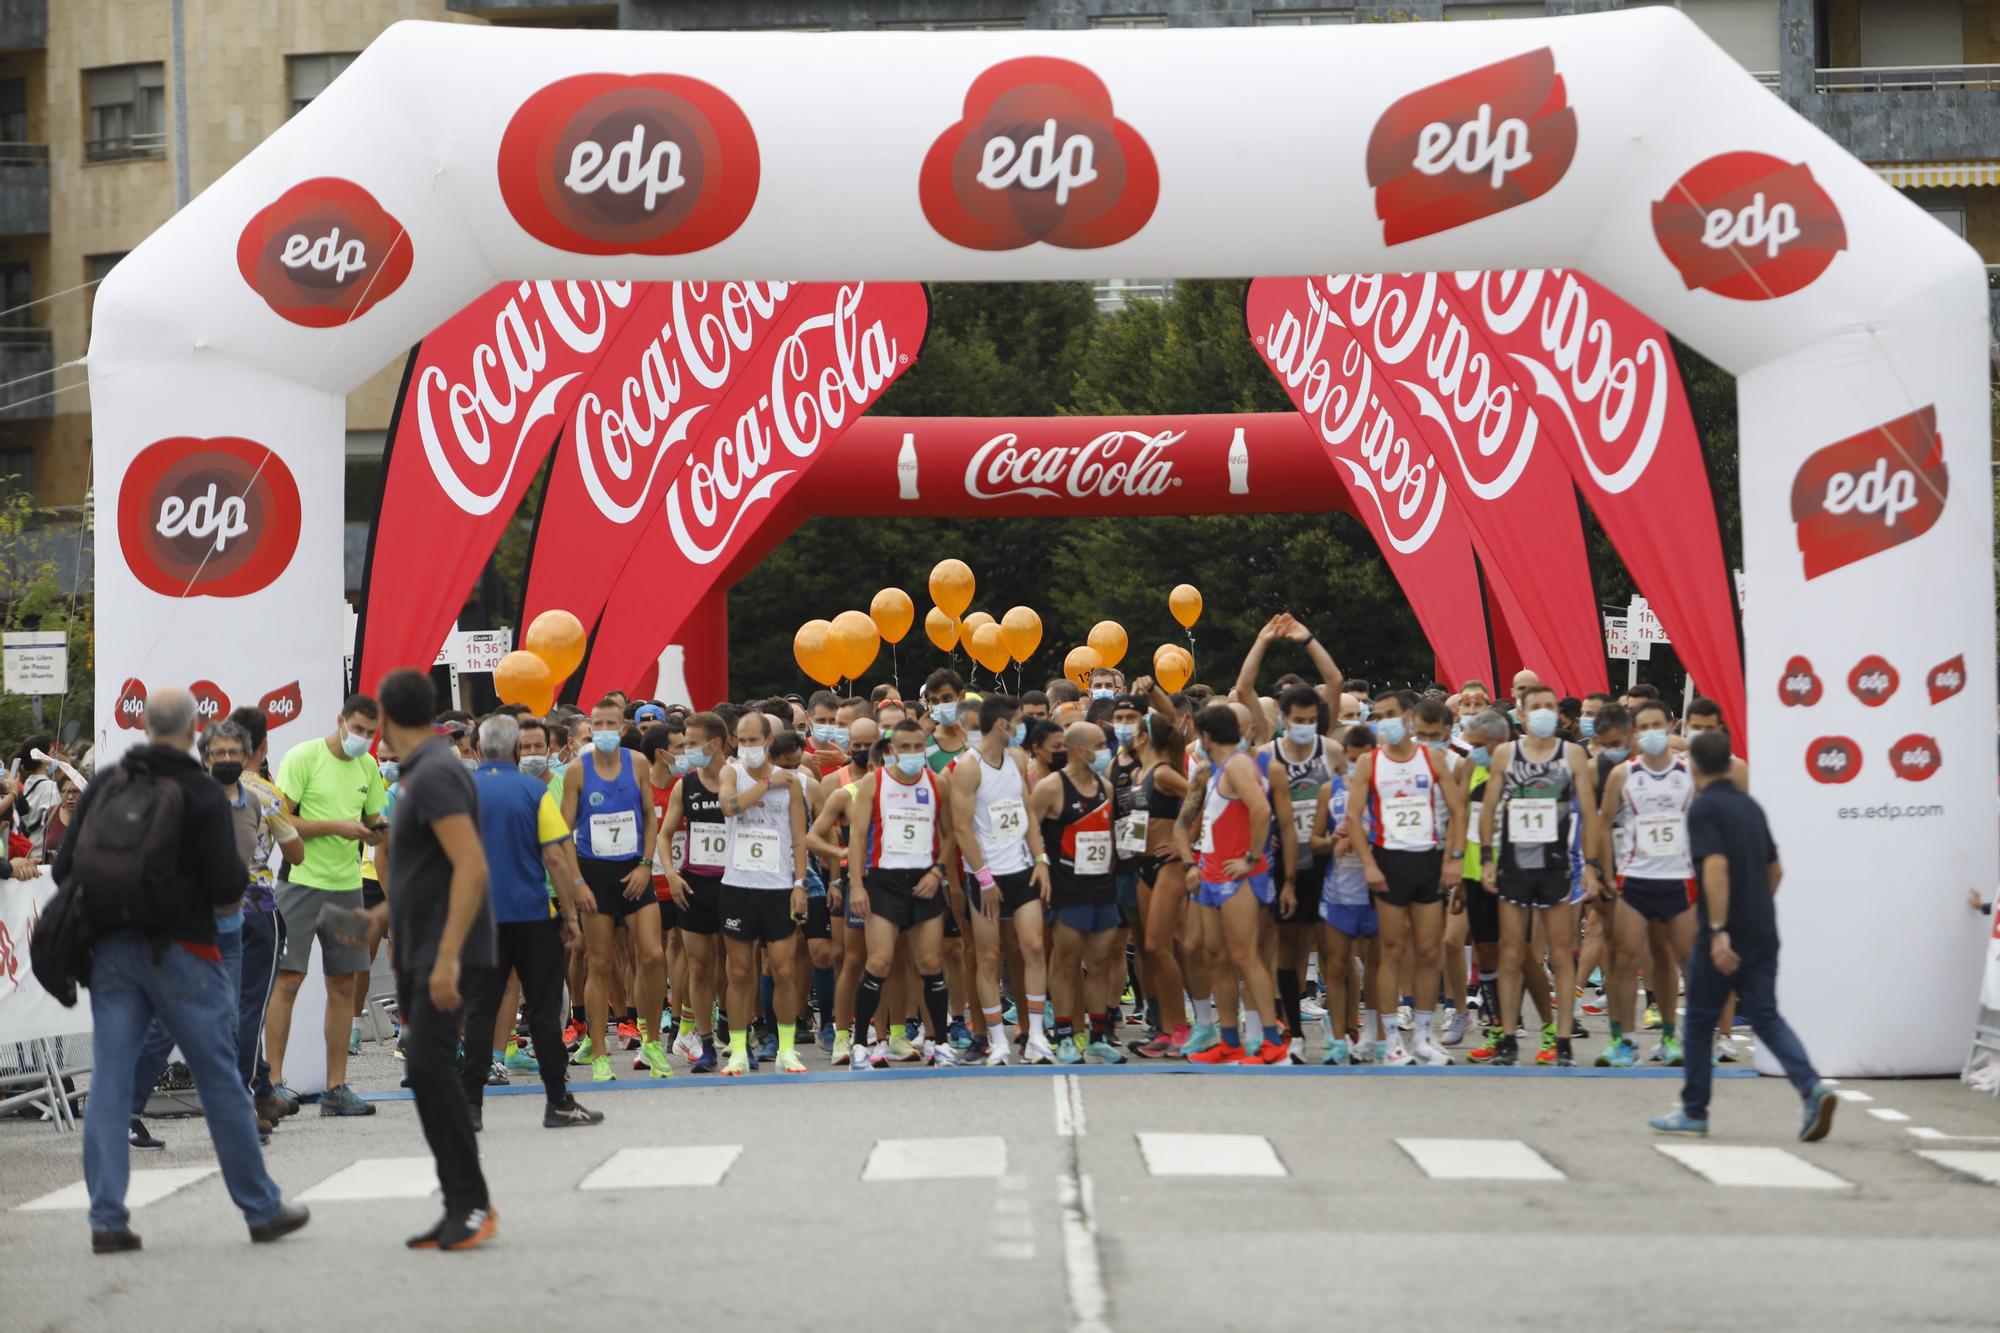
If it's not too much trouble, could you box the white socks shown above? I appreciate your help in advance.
[1027,995,1047,1041]
[1192,998,1216,1026]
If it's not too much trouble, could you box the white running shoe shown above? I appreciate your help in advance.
[672,1030,701,1063]
[1438,1008,1467,1046]
[1384,1040,1418,1067]
[850,1037,872,1071]
[986,1040,1012,1067]
[1397,1003,1414,1033]
[1024,1036,1057,1066]
[925,1040,963,1068]
[1287,1037,1305,1065]
[1350,1036,1376,1064]
[869,1040,893,1069]
[1412,1035,1454,1067]
[1299,995,1328,1020]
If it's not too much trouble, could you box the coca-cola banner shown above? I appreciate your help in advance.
[1447,271,1744,742]
[1263,272,1607,695]
[355,279,640,696]
[519,280,798,645]
[576,281,930,698]
[1245,279,1495,690]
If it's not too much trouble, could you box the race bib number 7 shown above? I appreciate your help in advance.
[589,810,637,858]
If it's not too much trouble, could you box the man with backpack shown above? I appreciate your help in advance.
[57,687,309,1254]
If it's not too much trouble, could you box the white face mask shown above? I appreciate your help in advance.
[739,745,767,769]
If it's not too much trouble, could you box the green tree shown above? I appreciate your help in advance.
[0,489,94,757]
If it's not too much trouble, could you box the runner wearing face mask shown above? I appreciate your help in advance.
[659,713,731,1074]
[806,724,882,1066]
[923,670,971,775]
[1125,682,1197,1059]
[717,711,810,1077]
[1032,722,1125,1064]
[1027,718,1066,787]
[1310,723,1373,1063]
[807,690,852,780]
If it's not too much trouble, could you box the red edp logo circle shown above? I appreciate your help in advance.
[1651,152,1845,301]
[117,437,301,599]
[1804,735,1861,785]
[236,178,412,327]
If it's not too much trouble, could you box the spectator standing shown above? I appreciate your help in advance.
[61,688,308,1254]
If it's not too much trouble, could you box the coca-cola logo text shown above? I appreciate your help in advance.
[1805,735,1861,785]
[664,283,919,564]
[115,678,147,732]
[1652,152,1845,301]
[1889,733,1941,782]
[573,282,792,525]
[1791,405,1948,580]
[920,57,1158,251]
[1777,655,1822,707]
[236,178,412,327]
[965,431,1178,502]
[498,73,759,256]
[1366,48,1576,245]
[1928,654,1966,706]
[416,280,634,516]
[118,437,301,599]
[1847,655,1898,707]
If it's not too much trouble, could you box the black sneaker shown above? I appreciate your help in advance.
[1491,1035,1520,1067]
[92,1228,142,1255]
[436,1205,498,1251]
[544,1098,605,1128]
[406,1215,447,1250]
[128,1119,165,1150]
[248,1201,311,1244]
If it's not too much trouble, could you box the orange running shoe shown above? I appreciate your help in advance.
[1249,1032,1293,1065]
[1187,1042,1246,1065]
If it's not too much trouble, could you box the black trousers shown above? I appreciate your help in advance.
[399,963,493,1214]
[458,919,571,1112]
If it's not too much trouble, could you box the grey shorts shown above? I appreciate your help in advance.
[276,882,372,974]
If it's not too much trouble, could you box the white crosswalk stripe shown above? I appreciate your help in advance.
[1914,1151,2000,1186]
[1137,1132,1287,1177]
[862,1136,1007,1181]
[16,1167,218,1213]
[1397,1138,1565,1181]
[1654,1145,1851,1189]
[299,1157,439,1201]
[579,1146,741,1190]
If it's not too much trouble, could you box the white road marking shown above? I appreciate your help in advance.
[1655,1145,1851,1189]
[1058,1173,1111,1333]
[1908,1127,2000,1143]
[1054,1074,1087,1137]
[1867,1108,1910,1123]
[1137,1132,1287,1178]
[1915,1151,2000,1186]
[579,1145,740,1190]
[299,1157,438,1201]
[1834,1089,1873,1103]
[862,1136,1007,1181]
[989,1240,1037,1260]
[1397,1137,1565,1181]
[17,1167,217,1213]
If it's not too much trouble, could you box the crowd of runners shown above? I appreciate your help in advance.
[230,609,1751,1137]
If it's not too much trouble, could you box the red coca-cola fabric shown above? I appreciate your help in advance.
[576,282,931,697]
[1445,271,1745,746]
[1245,277,1494,689]
[355,280,643,695]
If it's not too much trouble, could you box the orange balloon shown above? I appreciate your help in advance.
[828,610,880,682]
[524,609,586,683]
[924,606,958,653]
[495,650,556,715]
[1169,584,1203,630]
[929,559,975,619]
[794,620,839,687]
[869,588,914,645]
[970,622,1010,675]
[1064,645,1103,689]
[1087,620,1127,670]
[957,610,995,654]
[1155,645,1194,693]
[1001,606,1042,663]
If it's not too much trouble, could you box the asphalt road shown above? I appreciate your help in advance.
[6,1031,2000,1333]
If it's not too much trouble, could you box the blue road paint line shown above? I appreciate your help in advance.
[357,1062,1752,1100]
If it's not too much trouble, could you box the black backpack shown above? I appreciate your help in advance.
[69,760,186,932]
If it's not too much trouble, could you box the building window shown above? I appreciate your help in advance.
[1089,14,1169,26]
[84,252,125,338]
[0,262,32,336]
[1253,10,1352,23]
[0,77,28,153]
[0,445,33,498]
[85,63,166,162]
[288,52,358,116]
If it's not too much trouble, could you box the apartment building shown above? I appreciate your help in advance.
[0,0,1993,519]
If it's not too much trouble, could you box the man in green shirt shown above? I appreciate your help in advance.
[264,694,389,1117]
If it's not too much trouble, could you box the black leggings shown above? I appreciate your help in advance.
[458,920,570,1111]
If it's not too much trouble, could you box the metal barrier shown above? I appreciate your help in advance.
[0,1033,90,1131]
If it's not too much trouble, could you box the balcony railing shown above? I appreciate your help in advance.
[0,327,54,420]
[0,150,47,233]
[0,141,46,165]
[83,131,166,164]
[1816,64,2000,94]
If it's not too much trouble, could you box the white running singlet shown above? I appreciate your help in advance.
[969,752,1031,875]
[723,761,794,890]
[1616,755,1694,880]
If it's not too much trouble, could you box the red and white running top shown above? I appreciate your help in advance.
[1366,746,1448,852]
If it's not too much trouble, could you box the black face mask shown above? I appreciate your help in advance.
[1050,751,1068,770]
[211,761,244,787]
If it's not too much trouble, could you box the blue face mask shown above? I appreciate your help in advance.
[341,730,372,760]
[378,760,400,784]
[591,729,621,754]
[812,724,836,744]
[519,755,549,780]
[682,749,711,772]
[1376,717,1407,747]
[1637,729,1670,757]
[830,726,850,750]
[1114,723,1137,747]
[1088,750,1111,775]
[549,761,568,783]
[931,701,959,727]
[1468,746,1491,768]
[1526,709,1558,739]
[1091,688,1115,701]
[1600,745,1631,763]
[1579,716,1597,739]
[895,752,925,777]
[1011,722,1027,747]
[1287,723,1316,746]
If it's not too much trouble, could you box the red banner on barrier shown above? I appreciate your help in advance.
[577,281,931,697]
[1246,277,1494,690]
[1446,270,1745,743]
[355,280,640,696]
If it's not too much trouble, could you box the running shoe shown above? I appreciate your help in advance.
[1351,1037,1377,1064]
[672,1029,702,1063]
[888,1031,918,1063]
[818,1024,836,1054]
[778,1049,810,1075]
[1242,1027,1264,1058]
[831,1030,852,1066]
[486,1059,508,1087]
[1488,1037,1520,1067]
[617,1020,641,1048]
[129,1118,165,1150]
[1397,1003,1414,1033]
[926,1041,963,1068]
[1056,1039,1086,1066]
[504,1044,538,1072]
[869,1041,892,1070]
[1085,1040,1128,1065]
[1023,1036,1058,1066]
[1177,1022,1221,1057]
[641,1040,674,1078]
[348,1028,362,1057]
[266,1084,302,1116]
[436,1207,499,1252]
[986,1040,1012,1067]
[1166,1023,1193,1052]
[1643,1003,1663,1030]
[1715,1035,1738,1064]
[1438,1009,1469,1046]
[1799,1081,1837,1142]
[1587,967,1603,988]
[1186,1041,1246,1065]
[545,1098,604,1128]
[319,1084,375,1117]
[1383,1041,1418,1067]
[948,1020,973,1050]
[1652,1034,1685,1067]
[1466,1028,1505,1064]
[721,1048,750,1077]
[1580,996,1609,1017]
[1649,1109,1708,1136]
[905,1019,922,1042]
[1130,1033,1175,1059]
[1120,984,1136,1007]
[1251,1035,1292,1066]
[1569,1018,1592,1040]
[755,1031,779,1065]
[1535,1046,1556,1066]
[1596,1037,1639,1068]
[1300,995,1328,1020]
[1553,1048,1577,1068]
[590,1055,614,1083]
[1411,1036,1453,1067]
[1286,1038,1305,1065]
[562,1021,583,1049]
[569,1035,595,1066]
[1321,1038,1351,1066]
[689,1040,718,1075]
[1002,1001,1017,1025]
[850,1038,873,1071]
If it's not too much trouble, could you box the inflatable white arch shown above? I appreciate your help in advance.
[88,10,1990,1075]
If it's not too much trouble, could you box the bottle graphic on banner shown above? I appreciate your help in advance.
[897,432,920,501]
[1228,427,1250,495]
[654,644,693,711]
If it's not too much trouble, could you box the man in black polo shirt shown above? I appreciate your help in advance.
[364,668,499,1250]
[1650,730,1835,1142]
